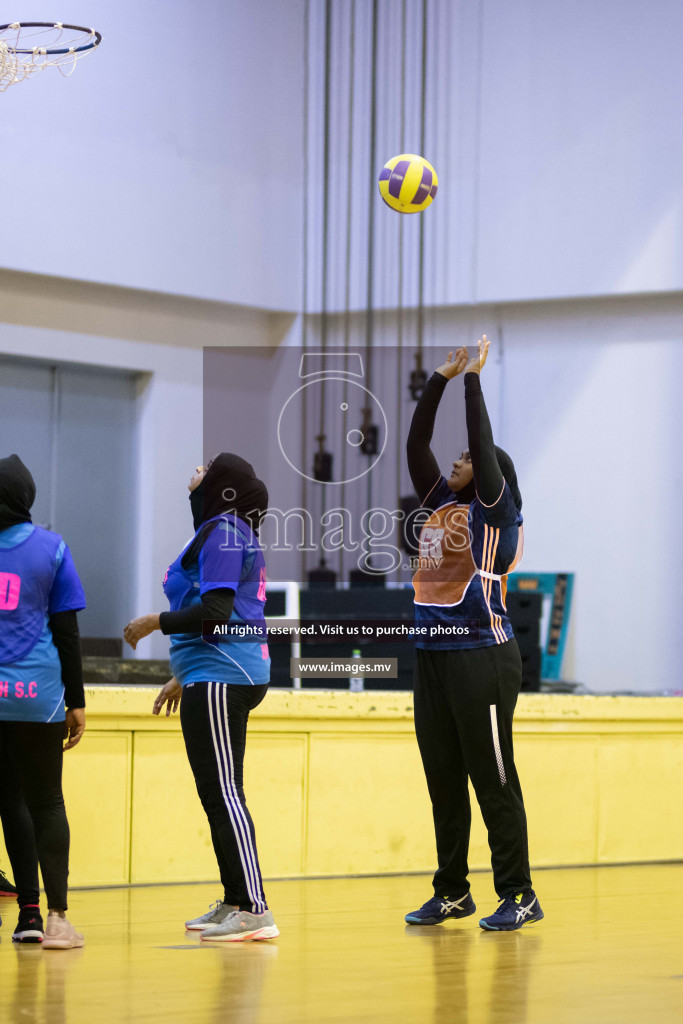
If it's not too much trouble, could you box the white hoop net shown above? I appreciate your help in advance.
[0,23,100,92]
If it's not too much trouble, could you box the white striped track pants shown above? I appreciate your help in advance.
[179,680,269,913]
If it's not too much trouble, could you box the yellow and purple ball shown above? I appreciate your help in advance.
[378,153,438,213]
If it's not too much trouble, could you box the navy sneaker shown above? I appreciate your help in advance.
[479,890,544,931]
[405,893,476,925]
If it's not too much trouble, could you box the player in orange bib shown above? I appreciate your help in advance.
[404,338,544,932]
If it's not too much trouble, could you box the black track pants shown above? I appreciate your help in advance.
[413,640,532,898]
[0,721,70,911]
[180,681,269,914]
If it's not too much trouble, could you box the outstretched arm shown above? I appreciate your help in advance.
[407,348,468,502]
[124,589,235,649]
[158,588,235,635]
[463,337,506,506]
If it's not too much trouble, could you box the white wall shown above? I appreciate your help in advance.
[216,292,683,694]
[3,0,682,691]
[0,291,290,658]
[2,286,680,688]
[3,0,682,312]
[0,323,200,659]
[304,0,683,312]
[0,1,305,309]
[495,296,683,692]
[476,0,683,301]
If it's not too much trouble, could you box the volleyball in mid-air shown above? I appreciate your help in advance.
[378,153,438,213]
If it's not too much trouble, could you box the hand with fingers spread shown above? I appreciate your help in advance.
[435,347,469,380]
[464,335,491,375]
[153,677,183,717]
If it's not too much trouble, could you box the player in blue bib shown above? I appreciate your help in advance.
[124,453,278,943]
[404,339,543,933]
[0,454,87,947]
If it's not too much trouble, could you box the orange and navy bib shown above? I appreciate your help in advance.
[412,477,523,649]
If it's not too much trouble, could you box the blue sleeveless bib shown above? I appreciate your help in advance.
[0,527,64,662]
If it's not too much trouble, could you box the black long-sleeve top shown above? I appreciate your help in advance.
[159,587,235,635]
[51,592,236,706]
[407,371,505,507]
[50,610,85,709]
[406,369,522,650]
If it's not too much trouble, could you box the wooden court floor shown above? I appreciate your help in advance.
[0,864,681,1024]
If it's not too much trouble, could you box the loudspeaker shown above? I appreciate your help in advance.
[506,592,543,623]
[268,643,292,687]
[359,423,379,456]
[409,368,427,400]
[511,619,541,647]
[263,590,287,617]
[519,646,542,692]
[506,592,543,686]
[349,568,387,587]
[299,588,414,620]
[307,563,337,588]
[313,450,333,482]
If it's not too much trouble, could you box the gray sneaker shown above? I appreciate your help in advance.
[185,900,238,931]
[200,909,279,942]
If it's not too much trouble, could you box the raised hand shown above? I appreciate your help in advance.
[435,347,469,380]
[463,335,491,375]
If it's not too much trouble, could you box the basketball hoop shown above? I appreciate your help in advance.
[0,22,101,92]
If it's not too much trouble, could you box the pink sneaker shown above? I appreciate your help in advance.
[41,915,85,950]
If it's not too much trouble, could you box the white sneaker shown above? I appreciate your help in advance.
[42,915,84,949]
[185,899,239,931]
[201,909,279,942]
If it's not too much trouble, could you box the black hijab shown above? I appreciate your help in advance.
[455,446,522,512]
[184,453,268,568]
[0,455,36,531]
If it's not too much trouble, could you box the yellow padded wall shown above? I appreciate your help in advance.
[1,690,682,889]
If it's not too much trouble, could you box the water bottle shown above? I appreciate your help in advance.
[349,648,364,692]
